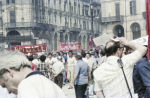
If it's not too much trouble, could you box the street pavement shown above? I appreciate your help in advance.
[62,84,97,98]
[62,84,76,98]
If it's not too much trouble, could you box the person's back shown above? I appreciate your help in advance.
[94,54,140,98]
[18,73,66,98]
[93,37,147,98]
[133,57,150,98]
[75,60,89,85]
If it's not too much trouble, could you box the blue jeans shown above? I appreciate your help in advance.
[74,84,88,98]
[62,69,66,85]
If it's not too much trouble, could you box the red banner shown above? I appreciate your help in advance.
[14,43,47,54]
[146,0,150,60]
[59,42,82,51]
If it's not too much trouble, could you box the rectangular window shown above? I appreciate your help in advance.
[130,1,136,15]
[0,18,2,27]
[83,21,86,30]
[65,17,67,26]
[64,1,66,11]
[70,18,72,27]
[82,6,84,16]
[6,0,9,4]
[12,0,15,3]
[85,5,89,16]
[115,3,120,16]
[54,0,56,6]
[69,2,71,12]
[59,0,61,5]
[74,2,76,14]
[10,11,16,23]
[60,13,62,24]
[87,21,89,30]
[32,0,35,4]
[78,4,80,15]
[55,14,56,23]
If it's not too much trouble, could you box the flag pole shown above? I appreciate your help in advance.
[146,0,150,60]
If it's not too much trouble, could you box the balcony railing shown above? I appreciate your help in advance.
[0,35,32,42]
[4,22,54,29]
[101,16,124,23]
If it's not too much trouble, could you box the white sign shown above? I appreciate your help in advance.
[93,33,112,46]
[131,36,148,45]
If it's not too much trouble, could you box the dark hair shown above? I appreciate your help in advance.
[68,50,73,55]
[48,52,52,56]
[105,41,120,57]
[75,55,82,60]
[100,49,105,56]
[39,55,46,62]
[27,55,34,61]
[81,51,86,58]
[57,52,61,56]
[86,53,91,56]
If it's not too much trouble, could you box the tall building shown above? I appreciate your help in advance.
[100,0,146,40]
[0,0,101,50]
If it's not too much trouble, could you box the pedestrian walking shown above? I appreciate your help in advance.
[71,54,90,98]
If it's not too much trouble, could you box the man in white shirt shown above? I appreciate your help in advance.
[67,51,76,88]
[53,57,64,88]
[0,50,66,98]
[32,54,39,66]
[93,37,147,98]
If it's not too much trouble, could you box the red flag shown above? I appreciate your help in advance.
[146,0,150,60]
[89,36,93,48]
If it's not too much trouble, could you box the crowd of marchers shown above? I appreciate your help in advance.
[0,37,149,98]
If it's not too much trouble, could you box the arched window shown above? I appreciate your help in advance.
[131,23,141,39]
[113,25,124,37]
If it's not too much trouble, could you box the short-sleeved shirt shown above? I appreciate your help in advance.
[133,57,150,98]
[93,50,143,98]
[18,74,66,98]
[74,60,89,85]
[67,57,76,67]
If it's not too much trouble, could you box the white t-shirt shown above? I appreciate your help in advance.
[84,57,95,70]
[17,74,66,98]
[0,85,16,98]
[67,56,76,67]
[53,61,64,74]
[51,57,58,64]
[94,51,143,98]
[32,59,39,66]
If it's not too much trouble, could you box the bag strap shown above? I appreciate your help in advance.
[117,59,133,98]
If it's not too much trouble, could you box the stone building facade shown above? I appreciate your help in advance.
[0,0,101,50]
[100,0,146,40]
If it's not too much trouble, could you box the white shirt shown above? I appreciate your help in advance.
[67,56,76,67]
[32,59,39,66]
[94,51,143,98]
[84,57,95,70]
[53,61,64,74]
[51,57,58,64]
[0,85,16,98]
[17,74,66,98]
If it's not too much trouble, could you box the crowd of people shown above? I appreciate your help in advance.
[0,37,149,98]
